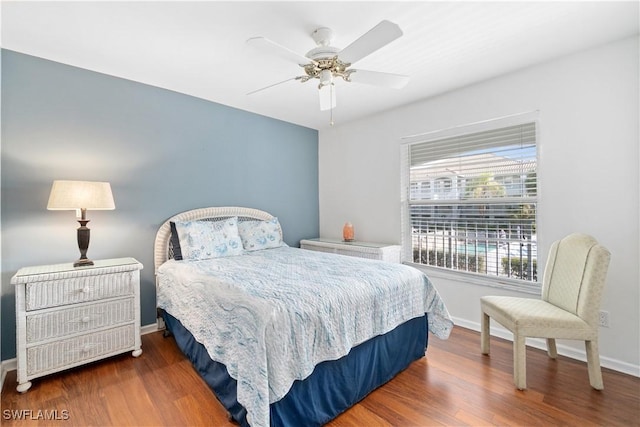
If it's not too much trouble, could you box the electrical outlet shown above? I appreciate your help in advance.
[599,310,610,328]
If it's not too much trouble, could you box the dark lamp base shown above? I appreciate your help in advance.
[75,218,94,268]
[74,258,94,268]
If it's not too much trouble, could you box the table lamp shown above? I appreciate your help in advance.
[47,180,115,267]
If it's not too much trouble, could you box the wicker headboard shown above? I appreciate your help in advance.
[153,206,276,274]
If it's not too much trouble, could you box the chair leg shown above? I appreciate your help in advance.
[546,338,558,359]
[481,311,490,354]
[513,333,527,390]
[585,340,604,390]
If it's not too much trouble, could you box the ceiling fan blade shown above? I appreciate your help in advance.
[338,20,403,65]
[246,36,313,66]
[247,77,301,95]
[319,84,336,111]
[349,69,409,89]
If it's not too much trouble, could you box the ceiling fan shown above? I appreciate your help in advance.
[246,20,409,119]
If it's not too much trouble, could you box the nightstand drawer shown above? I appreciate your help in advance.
[25,271,134,311]
[300,238,401,263]
[13,257,143,392]
[26,324,135,377]
[26,297,135,343]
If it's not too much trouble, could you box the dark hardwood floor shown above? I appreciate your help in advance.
[2,326,638,426]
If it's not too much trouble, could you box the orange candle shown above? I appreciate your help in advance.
[343,222,354,241]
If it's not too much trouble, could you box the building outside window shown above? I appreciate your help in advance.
[401,120,538,287]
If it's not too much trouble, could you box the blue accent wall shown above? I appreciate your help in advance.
[0,50,319,360]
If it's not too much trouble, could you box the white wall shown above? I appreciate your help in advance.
[319,36,639,375]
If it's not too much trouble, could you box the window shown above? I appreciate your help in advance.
[410,181,431,200]
[401,121,538,286]
[434,177,452,195]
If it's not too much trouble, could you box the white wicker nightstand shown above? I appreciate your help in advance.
[11,257,143,392]
[300,238,401,263]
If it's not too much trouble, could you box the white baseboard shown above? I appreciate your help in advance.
[0,364,8,394]
[451,316,640,378]
[4,319,637,393]
[141,321,161,335]
[1,322,161,393]
[1,359,17,392]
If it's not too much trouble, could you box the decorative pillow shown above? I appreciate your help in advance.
[172,217,244,260]
[238,217,284,251]
[169,221,183,261]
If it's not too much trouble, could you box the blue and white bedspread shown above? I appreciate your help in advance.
[156,246,452,427]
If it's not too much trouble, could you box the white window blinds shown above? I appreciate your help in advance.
[409,123,536,198]
[404,121,538,284]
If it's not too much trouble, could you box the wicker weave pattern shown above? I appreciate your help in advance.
[26,324,135,376]
[13,261,141,280]
[336,249,378,259]
[309,246,382,259]
[304,246,334,254]
[12,258,143,392]
[25,271,134,311]
[26,298,134,343]
[300,239,402,263]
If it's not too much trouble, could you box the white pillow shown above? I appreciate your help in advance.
[238,217,284,251]
[173,217,244,260]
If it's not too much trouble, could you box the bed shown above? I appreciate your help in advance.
[154,207,453,427]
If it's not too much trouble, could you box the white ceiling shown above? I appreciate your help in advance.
[2,1,638,130]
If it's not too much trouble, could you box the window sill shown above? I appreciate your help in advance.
[404,262,541,295]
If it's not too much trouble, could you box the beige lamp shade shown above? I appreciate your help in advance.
[47,180,115,210]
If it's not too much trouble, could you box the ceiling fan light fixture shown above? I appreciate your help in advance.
[319,69,333,87]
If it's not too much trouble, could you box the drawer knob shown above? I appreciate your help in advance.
[82,344,92,352]
[81,316,91,323]
[81,286,90,293]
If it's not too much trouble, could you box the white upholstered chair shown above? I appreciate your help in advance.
[480,233,611,390]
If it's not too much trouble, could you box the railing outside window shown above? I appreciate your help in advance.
[410,202,537,281]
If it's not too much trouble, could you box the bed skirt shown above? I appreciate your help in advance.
[162,311,428,426]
